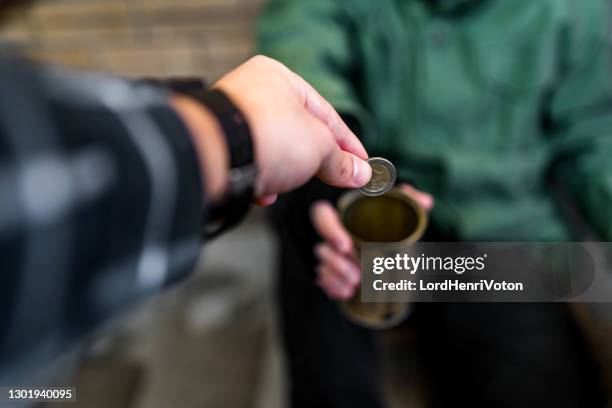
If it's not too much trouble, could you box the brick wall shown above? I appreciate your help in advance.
[0,0,263,82]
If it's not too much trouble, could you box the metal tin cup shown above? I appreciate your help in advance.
[337,187,428,329]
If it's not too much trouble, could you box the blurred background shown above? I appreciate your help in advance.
[3,1,612,408]
[0,0,259,80]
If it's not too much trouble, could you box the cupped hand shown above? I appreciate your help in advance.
[311,183,434,300]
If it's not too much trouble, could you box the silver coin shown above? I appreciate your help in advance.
[359,157,396,196]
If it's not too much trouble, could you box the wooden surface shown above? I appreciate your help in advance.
[0,0,262,81]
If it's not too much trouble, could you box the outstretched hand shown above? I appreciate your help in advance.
[214,55,372,205]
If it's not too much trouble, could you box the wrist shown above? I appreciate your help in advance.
[171,94,229,203]
[173,86,258,237]
[212,85,262,187]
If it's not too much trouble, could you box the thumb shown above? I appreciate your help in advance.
[299,107,370,189]
[317,146,372,189]
[398,183,434,212]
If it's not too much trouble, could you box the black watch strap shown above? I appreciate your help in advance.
[195,89,257,237]
[160,78,257,238]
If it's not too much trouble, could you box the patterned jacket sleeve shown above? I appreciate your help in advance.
[0,53,204,382]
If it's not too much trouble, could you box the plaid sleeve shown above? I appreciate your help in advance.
[0,54,204,382]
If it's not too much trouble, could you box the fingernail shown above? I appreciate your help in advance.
[336,239,351,254]
[352,267,361,285]
[424,194,435,210]
[348,267,360,286]
[314,245,326,260]
[353,157,371,186]
[340,287,353,300]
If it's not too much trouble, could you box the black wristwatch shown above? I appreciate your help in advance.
[158,78,257,238]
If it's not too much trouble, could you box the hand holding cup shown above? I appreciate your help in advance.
[311,183,434,300]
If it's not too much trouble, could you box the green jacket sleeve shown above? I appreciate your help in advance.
[552,4,612,240]
[257,0,371,134]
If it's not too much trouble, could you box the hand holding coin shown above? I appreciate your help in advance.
[359,157,396,196]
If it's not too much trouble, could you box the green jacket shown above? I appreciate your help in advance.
[258,0,612,241]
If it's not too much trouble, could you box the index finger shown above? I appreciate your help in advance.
[310,200,353,254]
[281,65,369,160]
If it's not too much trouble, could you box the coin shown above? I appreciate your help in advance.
[359,157,396,196]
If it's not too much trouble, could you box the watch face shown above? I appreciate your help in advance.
[360,157,396,196]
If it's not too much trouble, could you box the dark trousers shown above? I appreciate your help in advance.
[272,180,605,408]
